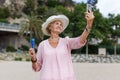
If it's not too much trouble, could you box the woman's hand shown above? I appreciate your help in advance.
[85,10,94,29]
[29,48,36,61]
[29,48,38,71]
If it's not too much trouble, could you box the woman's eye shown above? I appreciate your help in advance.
[56,22,59,25]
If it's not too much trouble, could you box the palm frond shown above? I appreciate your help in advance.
[19,14,43,40]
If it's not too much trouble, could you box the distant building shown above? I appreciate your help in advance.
[0,22,30,51]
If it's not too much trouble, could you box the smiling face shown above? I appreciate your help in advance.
[46,20,63,35]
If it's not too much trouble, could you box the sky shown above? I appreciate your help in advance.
[73,0,120,17]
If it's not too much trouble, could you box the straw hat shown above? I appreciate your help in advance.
[42,15,69,36]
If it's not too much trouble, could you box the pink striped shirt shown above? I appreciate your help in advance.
[33,36,86,80]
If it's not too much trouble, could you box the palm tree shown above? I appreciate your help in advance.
[19,13,44,41]
[34,0,38,10]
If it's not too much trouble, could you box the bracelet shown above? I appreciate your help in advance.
[31,58,37,63]
[85,27,91,32]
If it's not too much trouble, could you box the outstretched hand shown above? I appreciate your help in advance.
[85,10,94,29]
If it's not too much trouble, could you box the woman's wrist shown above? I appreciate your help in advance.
[85,27,91,32]
[31,57,37,63]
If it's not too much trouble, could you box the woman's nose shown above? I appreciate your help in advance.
[58,26,62,29]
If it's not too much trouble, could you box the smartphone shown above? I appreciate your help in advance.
[31,38,35,48]
[86,4,92,12]
[86,0,97,12]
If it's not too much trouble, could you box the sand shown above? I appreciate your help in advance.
[0,61,120,80]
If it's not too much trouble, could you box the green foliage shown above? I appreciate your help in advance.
[10,12,22,19]
[64,3,86,37]
[92,10,110,39]
[63,0,74,6]
[26,58,30,61]
[88,45,98,54]
[100,39,113,46]
[72,44,98,54]
[47,0,62,7]
[37,0,43,5]
[14,57,22,61]
[91,29,105,39]
[98,45,120,55]
[23,0,35,15]
[113,29,120,36]
[37,0,73,7]
[99,39,115,55]
[43,8,58,20]
[0,7,10,19]
[55,6,71,16]
[6,46,17,52]
[19,13,44,40]
[21,45,29,51]
[37,6,46,15]
[0,19,8,23]
[111,14,120,36]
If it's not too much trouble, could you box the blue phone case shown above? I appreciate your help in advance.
[31,38,35,48]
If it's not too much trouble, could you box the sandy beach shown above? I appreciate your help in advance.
[0,61,120,80]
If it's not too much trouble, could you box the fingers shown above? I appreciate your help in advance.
[29,48,35,57]
[29,48,36,60]
[87,9,92,13]
[85,11,94,28]
[85,11,94,20]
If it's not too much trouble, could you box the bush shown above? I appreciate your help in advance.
[6,46,17,52]
[37,6,46,15]
[26,58,30,61]
[0,7,10,18]
[0,19,9,23]
[21,45,29,51]
[14,57,22,61]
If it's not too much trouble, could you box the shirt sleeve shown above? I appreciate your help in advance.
[66,36,86,50]
[32,42,43,72]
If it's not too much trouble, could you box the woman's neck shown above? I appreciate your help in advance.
[49,34,60,41]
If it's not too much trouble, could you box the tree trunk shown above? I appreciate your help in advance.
[34,0,38,10]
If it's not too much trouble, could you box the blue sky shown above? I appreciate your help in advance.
[73,0,120,17]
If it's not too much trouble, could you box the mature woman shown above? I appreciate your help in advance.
[29,11,94,80]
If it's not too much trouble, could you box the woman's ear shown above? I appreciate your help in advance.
[49,27,51,30]
[49,25,53,30]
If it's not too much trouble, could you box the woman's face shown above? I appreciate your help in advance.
[50,20,63,35]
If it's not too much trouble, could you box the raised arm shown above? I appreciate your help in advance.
[80,10,94,44]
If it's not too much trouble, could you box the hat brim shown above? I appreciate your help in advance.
[42,15,69,36]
